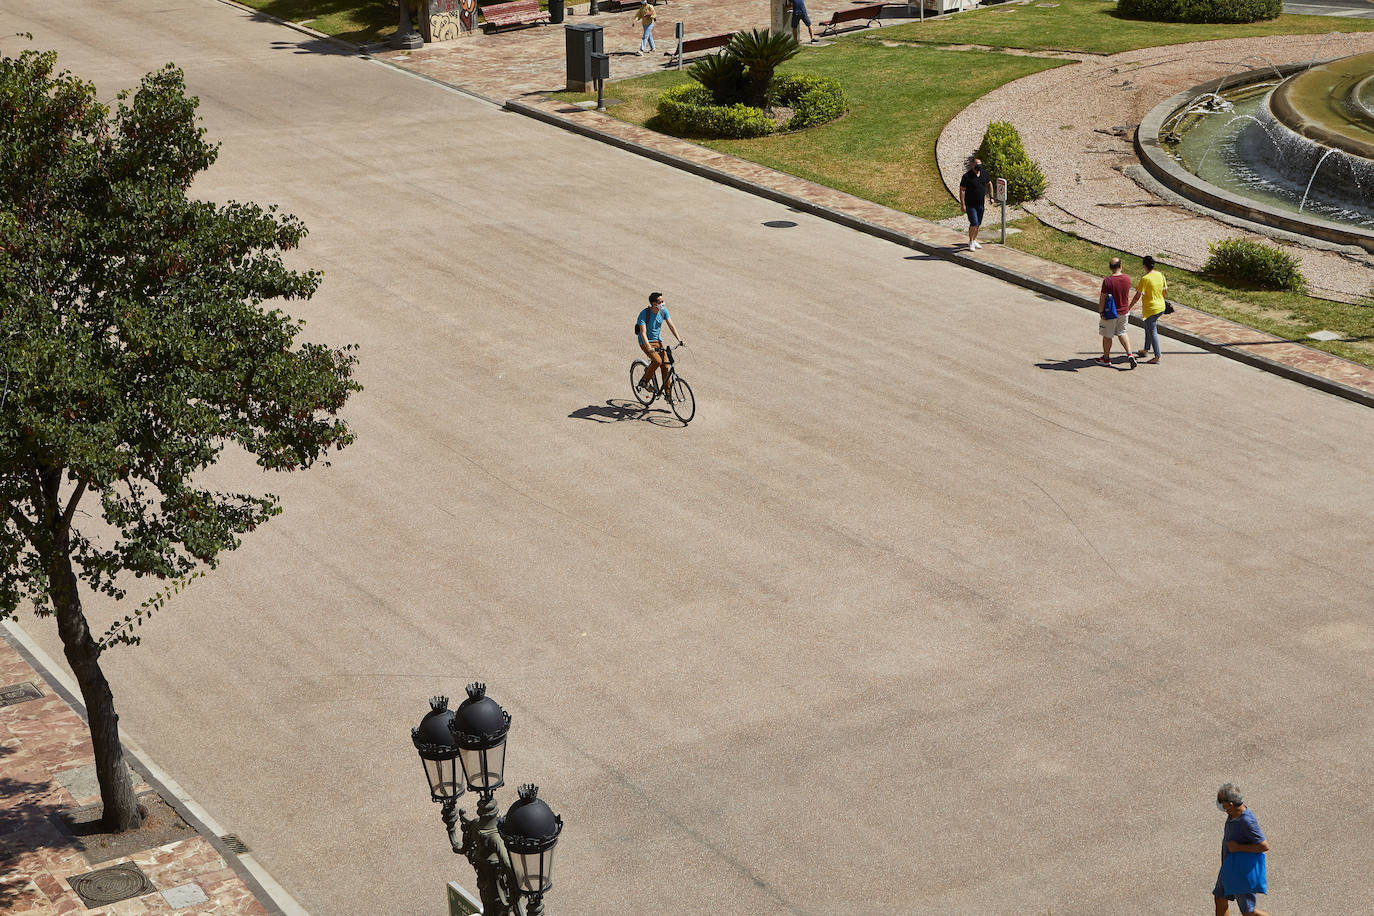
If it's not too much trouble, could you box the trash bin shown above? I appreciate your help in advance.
[565,22,603,91]
[548,0,565,24]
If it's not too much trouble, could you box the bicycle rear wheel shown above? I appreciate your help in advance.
[669,376,695,423]
[630,360,654,406]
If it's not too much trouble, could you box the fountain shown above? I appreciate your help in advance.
[1136,50,1374,251]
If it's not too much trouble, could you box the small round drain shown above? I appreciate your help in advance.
[69,863,154,906]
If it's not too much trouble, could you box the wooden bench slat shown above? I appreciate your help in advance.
[665,31,733,57]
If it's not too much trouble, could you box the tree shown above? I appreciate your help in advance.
[0,49,360,831]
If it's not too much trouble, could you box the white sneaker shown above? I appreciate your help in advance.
[970,241,981,250]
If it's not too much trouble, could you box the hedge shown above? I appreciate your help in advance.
[1116,0,1282,24]
[772,74,846,131]
[975,121,1046,206]
[1204,237,1307,292]
[656,76,845,139]
[656,83,776,139]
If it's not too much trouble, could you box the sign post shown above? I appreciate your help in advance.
[995,177,1008,244]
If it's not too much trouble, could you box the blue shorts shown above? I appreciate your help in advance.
[1213,874,1258,914]
[966,204,984,227]
[792,7,810,25]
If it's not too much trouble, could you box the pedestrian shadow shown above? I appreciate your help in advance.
[569,399,684,428]
[1036,356,1134,372]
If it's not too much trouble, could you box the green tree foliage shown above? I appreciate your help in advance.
[726,29,801,109]
[0,50,359,830]
[1117,0,1282,24]
[1204,237,1307,292]
[975,120,1047,205]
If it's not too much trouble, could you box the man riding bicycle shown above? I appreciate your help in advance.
[635,292,683,396]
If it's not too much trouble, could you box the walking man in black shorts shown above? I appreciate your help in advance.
[959,157,990,251]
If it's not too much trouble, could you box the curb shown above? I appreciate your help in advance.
[504,97,1374,411]
[1,620,310,916]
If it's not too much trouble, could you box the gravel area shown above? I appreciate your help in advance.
[938,33,1374,301]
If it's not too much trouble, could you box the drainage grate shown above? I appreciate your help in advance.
[220,834,250,854]
[68,862,155,908]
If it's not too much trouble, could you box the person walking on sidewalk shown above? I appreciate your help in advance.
[1095,257,1136,368]
[958,157,990,251]
[1130,254,1167,364]
[634,1,656,54]
[1213,784,1272,916]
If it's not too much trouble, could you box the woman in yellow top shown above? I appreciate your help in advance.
[634,1,656,55]
[1130,254,1167,364]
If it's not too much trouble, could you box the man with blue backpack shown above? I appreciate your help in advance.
[1096,256,1136,368]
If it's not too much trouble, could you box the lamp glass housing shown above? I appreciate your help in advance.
[458,739,507,793]
[508,846,555,894]
[422,754,462,802]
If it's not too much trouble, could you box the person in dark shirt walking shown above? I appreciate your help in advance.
[1096,257,1135,368]
[1213,783,1271,916]
[958,157,990,251]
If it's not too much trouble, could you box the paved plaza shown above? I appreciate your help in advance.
[5,0,1374,914]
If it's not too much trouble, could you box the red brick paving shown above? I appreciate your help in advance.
[0,634,270,916]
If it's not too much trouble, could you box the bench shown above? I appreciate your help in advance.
[481,0,549,31]
[817,2,884,36]
[664,31,733,60]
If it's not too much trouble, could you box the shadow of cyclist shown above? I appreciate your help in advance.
[568,399,685,428]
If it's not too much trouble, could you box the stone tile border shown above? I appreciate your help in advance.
[0,622,299,915]
[503,93,1374,408]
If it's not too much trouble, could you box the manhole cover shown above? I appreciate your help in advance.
[68,862,154,907]
[0,682,42,707]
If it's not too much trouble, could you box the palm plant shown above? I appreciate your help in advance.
[725,28,800,109]
[687,52,745,105]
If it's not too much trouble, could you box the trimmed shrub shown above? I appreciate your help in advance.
[1204,237,1307,292]
[687,53,745,106]
[656,83,776,139]
[1117,0,1281,24]
[773,74,846,131]
[975,121,1046,205]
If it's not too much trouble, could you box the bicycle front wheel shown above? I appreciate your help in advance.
[669,376,695,423]
[630,360,654,406]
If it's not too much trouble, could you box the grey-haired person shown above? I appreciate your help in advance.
[1213,783,1271,916]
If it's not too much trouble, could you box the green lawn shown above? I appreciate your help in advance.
[555,43,1065,219]
[237,0,400,44]
[1006,217,1374,364]
[866,0,1374,55]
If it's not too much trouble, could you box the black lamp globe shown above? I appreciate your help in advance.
[498,784,564,895]
[411,696,464,803]
[450,682,511,793]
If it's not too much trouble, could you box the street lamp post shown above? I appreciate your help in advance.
[411,684,564,916]
[392,0,425,49]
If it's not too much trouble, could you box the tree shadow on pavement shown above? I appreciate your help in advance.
[569,399,684,428]
[0,764,79,908]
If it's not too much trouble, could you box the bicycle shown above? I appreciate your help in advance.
[630,343,695,423]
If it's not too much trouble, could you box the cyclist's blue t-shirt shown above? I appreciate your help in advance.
[637,307,668,342]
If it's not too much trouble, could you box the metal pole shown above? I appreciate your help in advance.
[596,77,605,110]
[1000,198,1007,244]
[675,21,684,69]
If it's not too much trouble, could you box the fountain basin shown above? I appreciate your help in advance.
[1137,62,1374,253]
[1269,51,1374,162]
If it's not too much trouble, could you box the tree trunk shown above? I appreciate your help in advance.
[47,546,142,831]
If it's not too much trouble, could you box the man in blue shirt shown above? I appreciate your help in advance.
[1214,784,1271,916]
[635,292,683,396]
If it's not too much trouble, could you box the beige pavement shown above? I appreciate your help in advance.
[7,1,1374,914]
